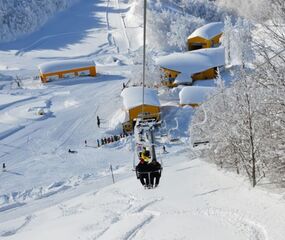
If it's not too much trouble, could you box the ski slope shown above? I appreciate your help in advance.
[0,0,285,239]
[1,150,285,240]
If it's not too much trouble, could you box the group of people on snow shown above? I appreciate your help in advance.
[98,133,130,147]
[84,133,132,148]
[136,147,162,189]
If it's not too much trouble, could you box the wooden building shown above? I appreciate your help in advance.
[121,87,160,132]
[157,47,225,87]
[38,59,96,83]
[187,22,224,51]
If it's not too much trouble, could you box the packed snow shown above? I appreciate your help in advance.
[179,86,216,105]
[0,0,284,240]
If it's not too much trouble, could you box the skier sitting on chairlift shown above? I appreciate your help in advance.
[141,147,151,162]
[136,147,162,188]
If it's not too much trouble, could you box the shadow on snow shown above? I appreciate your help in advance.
[0,0,115,52]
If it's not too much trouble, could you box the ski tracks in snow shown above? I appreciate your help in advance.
[195,207,268,240]
[106,0,130,54]
[0,215,33,237]
[89,190,162,240]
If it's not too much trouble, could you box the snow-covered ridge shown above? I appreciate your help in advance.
[0,0,79,43]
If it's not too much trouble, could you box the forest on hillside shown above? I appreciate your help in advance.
[0,0,78,42]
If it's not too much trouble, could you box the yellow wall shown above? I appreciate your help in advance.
[40,66,97,83]
[211,33,223,46]
[187,33,223,51]
[180,103,200,108]
[161,68,180,88]
[161,67,217,87]
[187,36,211,51]
[129,105,160,122]
[192,68,217,80]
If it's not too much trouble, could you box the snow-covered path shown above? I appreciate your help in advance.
[106,0,130,54]
[0,0,137,211]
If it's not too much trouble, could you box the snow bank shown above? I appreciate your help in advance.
[109,109,128,131]
[121,87,160,110]
[0,100,51,124]
[179,86,215,105]
[161,105,193,140]
[0,174,93,208]
[38,59,96,74]
[174,73,192,85]
[188,22,224,40]
[157,47,225,83]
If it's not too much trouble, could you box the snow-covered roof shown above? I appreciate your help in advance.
[38,59,96,74]
[121,87,160,110]
[188,22,224,40]
[179,86,215,105]
[157,47,225,83]
[174,73,193,85]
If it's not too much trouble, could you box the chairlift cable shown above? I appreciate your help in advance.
[141,0,147,117]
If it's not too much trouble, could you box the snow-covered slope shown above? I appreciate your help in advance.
[0,0,284,239]
[1,149,285,240]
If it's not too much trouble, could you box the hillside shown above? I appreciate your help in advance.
[0,0,285,239]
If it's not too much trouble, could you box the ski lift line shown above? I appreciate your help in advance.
[115,0,131,51]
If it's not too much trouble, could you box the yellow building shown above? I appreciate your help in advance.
[157,47,225,87]
[121,87,160,132]
[38,59,96,83]
[187,22,224,51]
[160,68,180,87]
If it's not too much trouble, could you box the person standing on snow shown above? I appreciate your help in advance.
[97,116,101,128]
[2,163,6,172]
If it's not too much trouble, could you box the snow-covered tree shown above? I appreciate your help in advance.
[129,48,161,87]
[0,0,79,43]
[232,18,254,67]
[216,0,271,22]
[167,14,205,51]
[221,16,233,65]
[222,17,254,67]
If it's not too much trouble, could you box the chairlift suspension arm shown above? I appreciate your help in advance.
[142,0,147,116]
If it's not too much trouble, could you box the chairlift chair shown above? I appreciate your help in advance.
[135,139,163,188]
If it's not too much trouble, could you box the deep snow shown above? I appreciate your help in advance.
[0,0,284,239]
